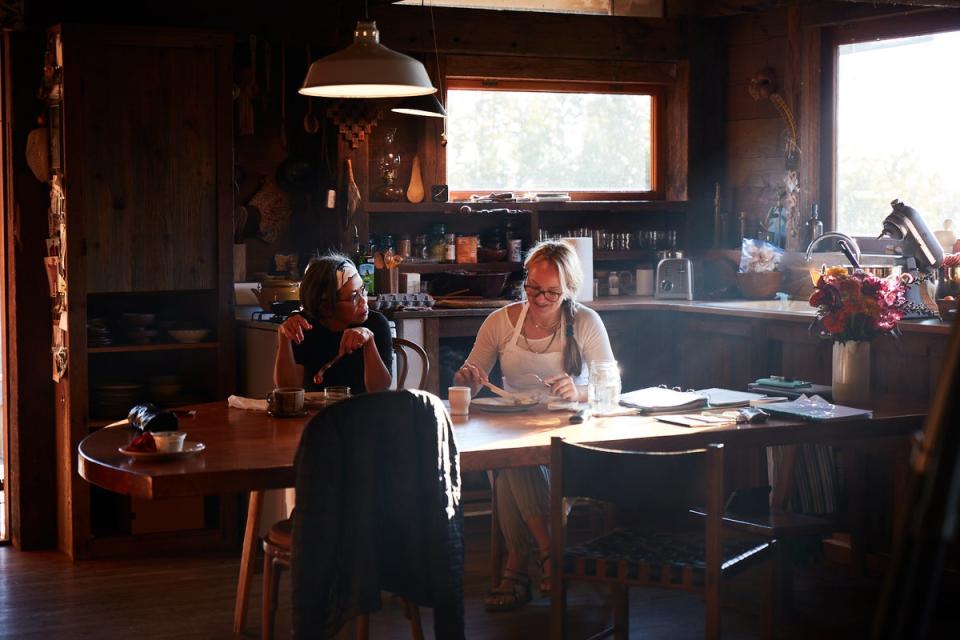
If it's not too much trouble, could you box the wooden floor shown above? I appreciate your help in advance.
[0,523,951,639]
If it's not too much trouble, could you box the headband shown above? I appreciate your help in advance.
[336,260,359,290]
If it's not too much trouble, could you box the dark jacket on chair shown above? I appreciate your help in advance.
[291,390,465,639]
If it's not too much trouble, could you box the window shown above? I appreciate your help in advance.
[836,30,960,238]
[445,79,659,199]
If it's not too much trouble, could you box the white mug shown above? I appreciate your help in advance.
[448,386,472,416]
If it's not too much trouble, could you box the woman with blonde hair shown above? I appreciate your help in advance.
[454,240,617,611]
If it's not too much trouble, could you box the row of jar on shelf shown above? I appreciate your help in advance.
[538,228,680,252]
[364,226,682,265]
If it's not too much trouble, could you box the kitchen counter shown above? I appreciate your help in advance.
[391,296,954,335]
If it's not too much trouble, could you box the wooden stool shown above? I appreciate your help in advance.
[261,518,425,640]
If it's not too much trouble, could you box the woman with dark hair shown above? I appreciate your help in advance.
[274,253,392,394]
[453,240,616,611]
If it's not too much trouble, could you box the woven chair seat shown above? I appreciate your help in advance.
[563,527,770,588]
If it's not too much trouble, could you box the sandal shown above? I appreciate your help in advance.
[537,552,552,595]
[484,569,532,612]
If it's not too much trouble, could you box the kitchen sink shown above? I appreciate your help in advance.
[697,299,816,315]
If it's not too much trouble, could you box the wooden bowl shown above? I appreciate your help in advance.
[736,271,782,299]
[477,247,508,263]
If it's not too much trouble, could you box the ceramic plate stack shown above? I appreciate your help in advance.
[87,318,114,347]
[93,383,145,419]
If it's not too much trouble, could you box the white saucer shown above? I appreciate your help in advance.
[119,441,205,461]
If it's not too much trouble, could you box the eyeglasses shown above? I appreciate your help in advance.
[338,285,368,305]
[523,283,562,302]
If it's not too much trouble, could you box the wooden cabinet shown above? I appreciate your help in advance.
[50,25,236,559]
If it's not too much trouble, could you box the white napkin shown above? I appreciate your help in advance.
[228,394,268,411]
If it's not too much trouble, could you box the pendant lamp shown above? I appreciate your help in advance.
[300,20,436,99]
[391,93,447,118]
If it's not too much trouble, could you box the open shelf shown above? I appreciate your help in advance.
[366,200,687,214]
[88,341,219,354]
[594,250,664,261]
[398,261,522,274]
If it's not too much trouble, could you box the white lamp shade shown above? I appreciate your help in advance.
[300,21,436,99]
[391,94,447,118]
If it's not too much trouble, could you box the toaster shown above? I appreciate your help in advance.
[655,258,695,300]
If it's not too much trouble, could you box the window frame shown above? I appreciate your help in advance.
[444,76,666,202]
[822,11,960,243]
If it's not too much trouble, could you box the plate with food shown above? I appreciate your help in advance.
[471,395,540,413]
[119,432,205,461]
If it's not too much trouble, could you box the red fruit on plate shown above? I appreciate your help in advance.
[127,432,157,452]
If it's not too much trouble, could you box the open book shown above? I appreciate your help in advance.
[619,387,706,413]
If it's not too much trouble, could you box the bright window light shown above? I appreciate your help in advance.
[836,30,960,238]
[446,88,653,194]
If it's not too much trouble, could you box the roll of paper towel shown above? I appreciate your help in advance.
[561,237,594,302]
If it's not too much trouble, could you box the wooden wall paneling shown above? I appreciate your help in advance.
[373,5,688,62]
[664,60,688,202]
[684,19,727,250]
[214,36,236,399]
[797,20,821,228]
[79,42,218,292]
[443,55,679,85]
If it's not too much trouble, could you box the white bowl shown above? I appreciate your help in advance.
[168,329,210,344]
[150,431,186,453]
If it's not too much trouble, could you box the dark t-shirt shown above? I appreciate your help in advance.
[291,310,393,393]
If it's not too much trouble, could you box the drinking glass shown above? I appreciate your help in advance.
[588,361,621,413]
[323,386,351,404]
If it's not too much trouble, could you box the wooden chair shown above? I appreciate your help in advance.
[259,345,432,640]
[549,437,776,640]
[392,337,429,390]
[262,518,424,640]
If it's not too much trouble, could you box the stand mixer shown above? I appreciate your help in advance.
[878,199,943,317]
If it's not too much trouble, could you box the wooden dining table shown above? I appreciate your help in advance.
[77,398,926,634]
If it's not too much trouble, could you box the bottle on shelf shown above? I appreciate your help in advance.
[444,233,456,263]
[804,204,824,248]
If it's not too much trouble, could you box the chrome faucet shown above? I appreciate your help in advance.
[804,231,862,265]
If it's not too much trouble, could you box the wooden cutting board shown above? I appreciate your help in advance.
[434,297,512,309]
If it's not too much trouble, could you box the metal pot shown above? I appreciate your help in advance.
[254,278,300,312]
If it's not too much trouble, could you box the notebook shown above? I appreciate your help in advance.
[762,395,872,422]
[619,387,706,413]
[696,388,771,409]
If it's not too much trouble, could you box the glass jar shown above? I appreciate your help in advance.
[376,128,404,201]
[413,234,428,260]
[588,361,621,414]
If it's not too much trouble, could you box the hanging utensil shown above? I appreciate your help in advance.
[346,158,361,229]
[303,44,320,134]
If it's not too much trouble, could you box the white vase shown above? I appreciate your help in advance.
[831,340,871,405]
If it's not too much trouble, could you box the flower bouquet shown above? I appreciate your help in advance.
[809,266,910,342]
[809,266,913,404]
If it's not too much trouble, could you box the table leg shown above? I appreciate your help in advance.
[233,490,264,634]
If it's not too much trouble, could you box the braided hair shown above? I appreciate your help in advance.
[523,241,583,377]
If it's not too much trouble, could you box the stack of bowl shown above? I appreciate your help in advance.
[122,312,157,345]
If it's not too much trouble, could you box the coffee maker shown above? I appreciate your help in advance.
[878,199,943,316]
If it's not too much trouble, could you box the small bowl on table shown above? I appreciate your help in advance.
[168,328,211,344]
[737,271,782,299]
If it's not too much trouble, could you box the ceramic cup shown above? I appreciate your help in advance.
[448,386,472,416]
[151,431,186,453]
[267,387,305,415]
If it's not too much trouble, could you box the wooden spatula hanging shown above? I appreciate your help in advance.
[345,158,361,229]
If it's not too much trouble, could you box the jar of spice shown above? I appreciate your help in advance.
[444,233,456,262]
[397,234,412,258]
[455,235,478,264]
